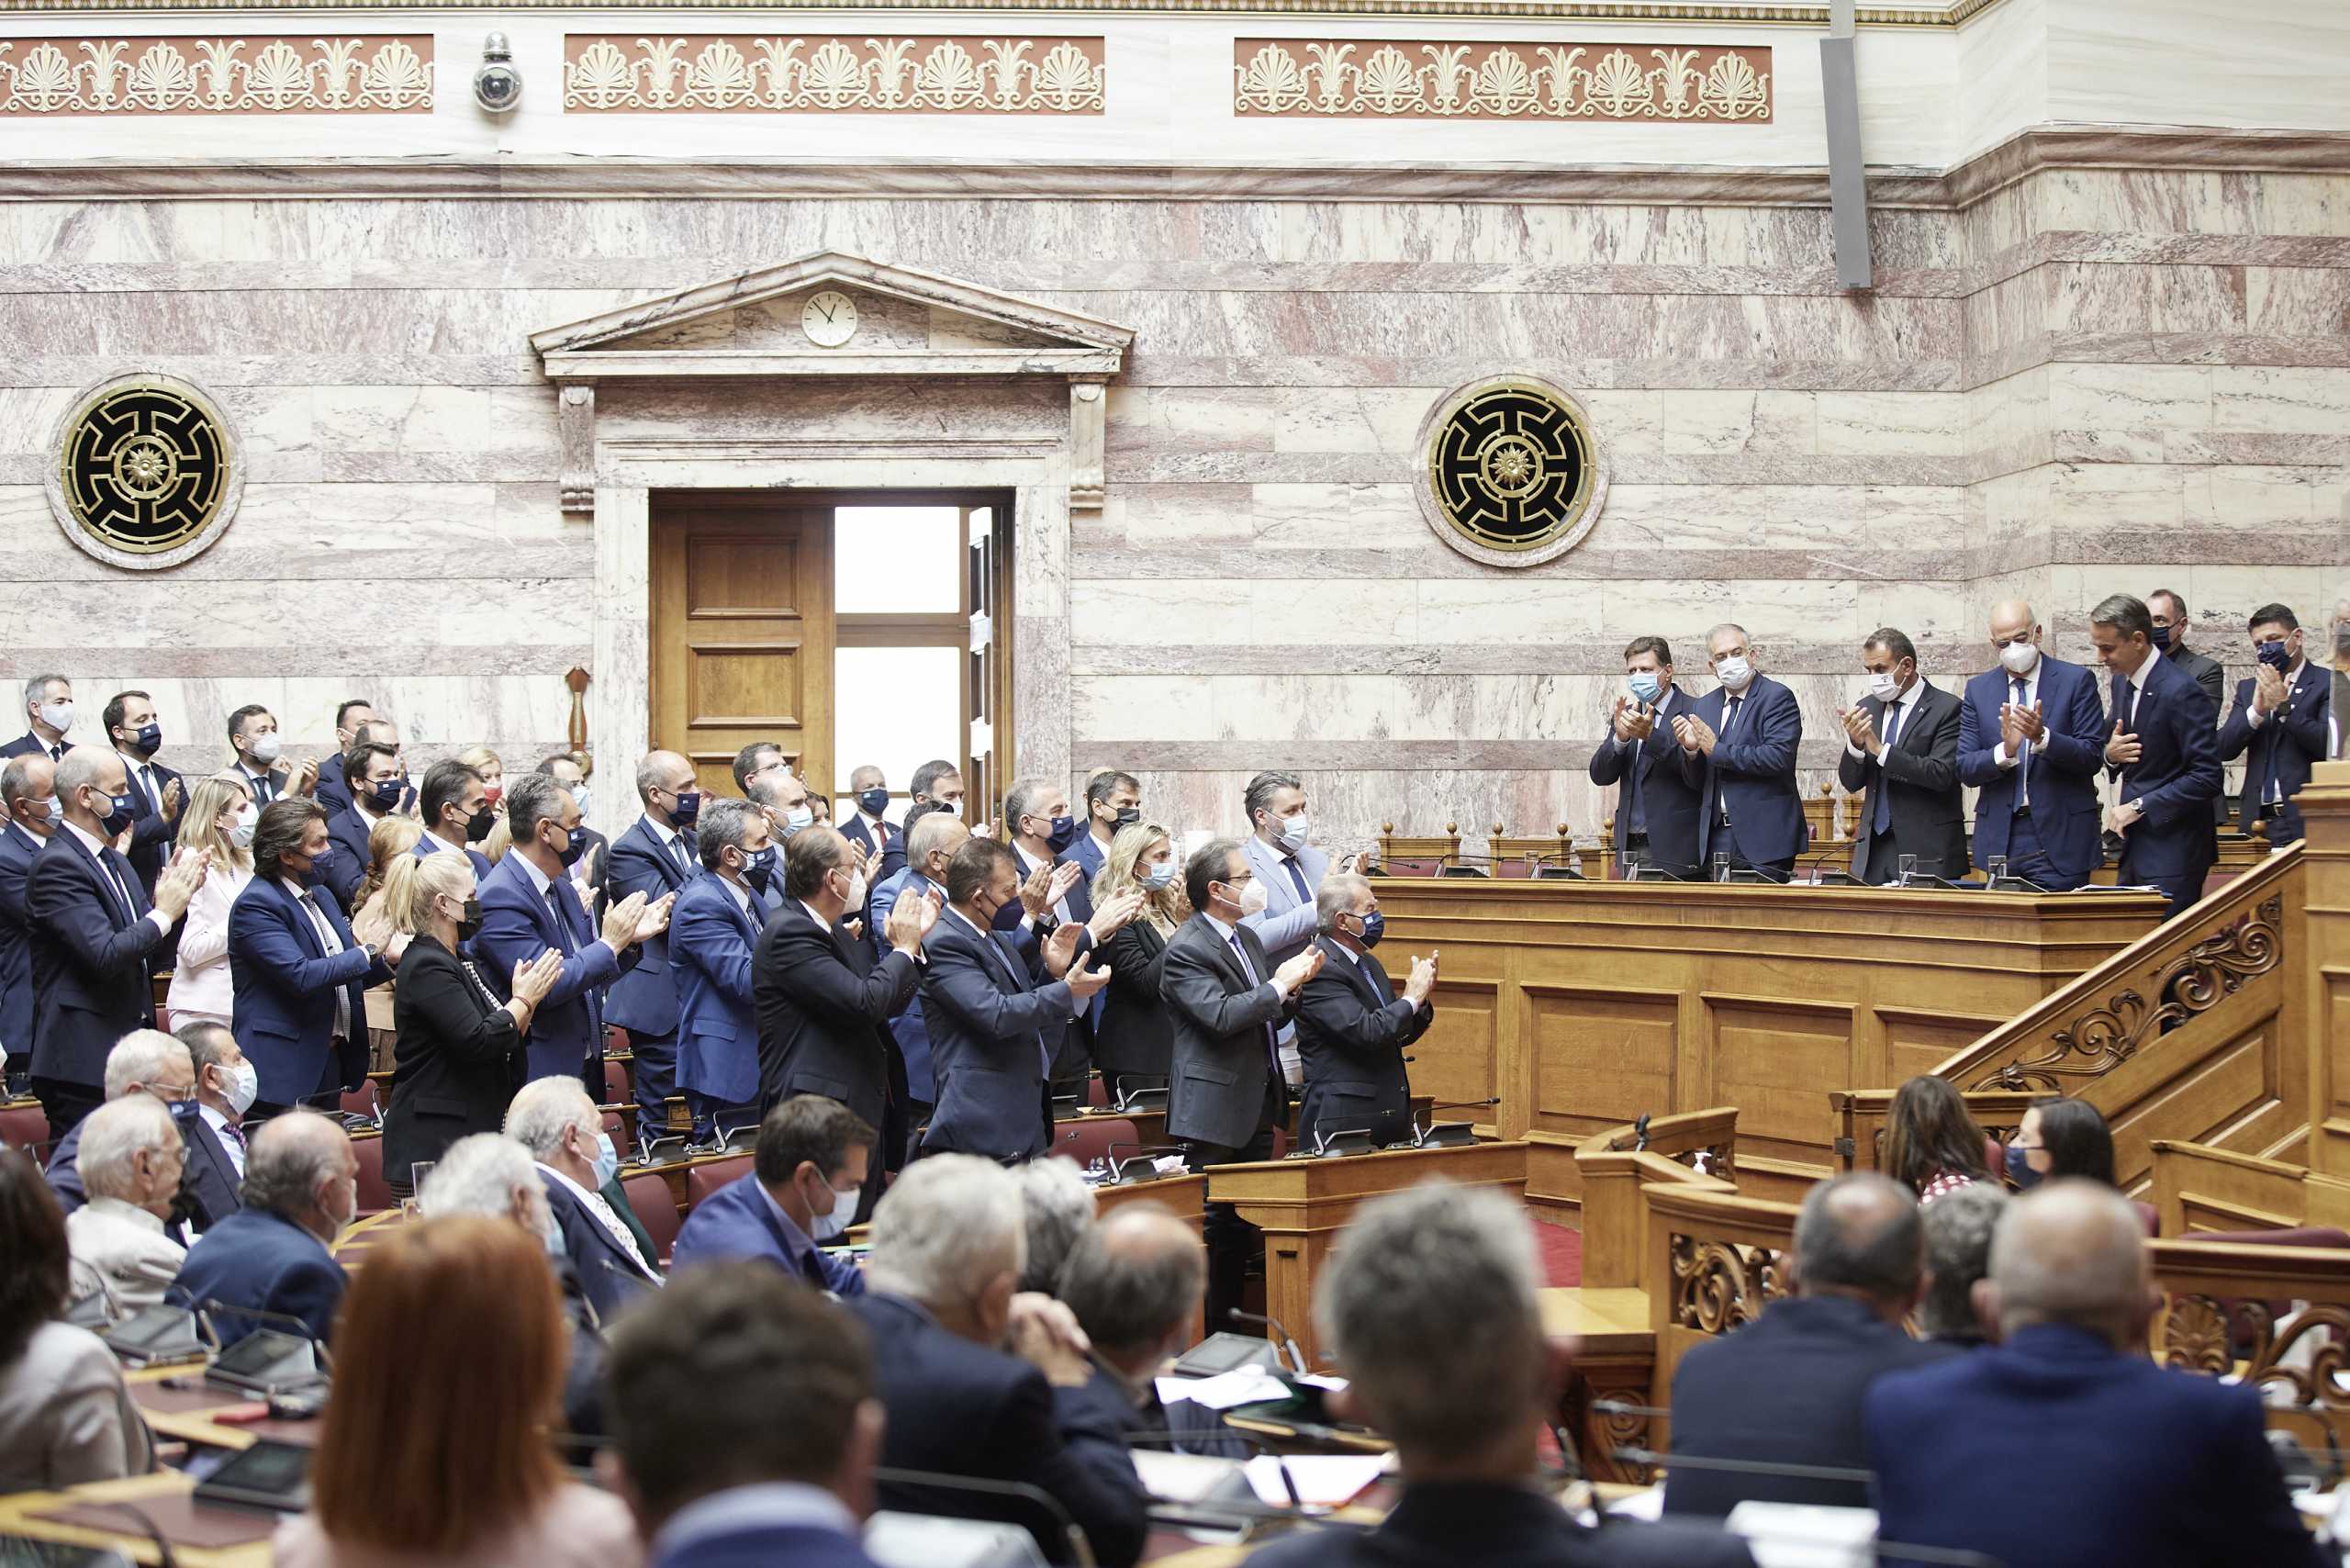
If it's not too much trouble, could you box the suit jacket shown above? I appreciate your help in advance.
[539,1167,660,1321]
[1957,654,2109,878]
[1159,913,1291,1150]
[473,853,634,1083]
[113,755,182,901]
[1068,830,1110,884]
[1096,918,1175,1084]
[169,1204,346,1345]
[1010,843,1096,1081]
[0,732,59,761]
[667,1170,864,1295]
[1866,1323,2326,1568]
[756,899,915,1134]
[381,935,528,1181]
[603,817,698,1040]
[1292,936,1428,1148]
[311,753,352,820]
[1243,1481,1754,1568]
[841,813,906,892]
[1833,680,1967,882]
[411,832,494,882]
[672,874,765,1106]
[651,1517,878,1568]
[2109,651,2223,882]
[2219,660,2332,843]
[864,865,937,1103]
[226,877,386,1107]
[917,910,1070,1161]
[26,827,164,1090]
[0,822,42,1063]
[1674,677,1808,867]
[1237,835,1327,970]
[173,1103,243,1233]
[847,1292,1148,1568]
[320,805,381,912]
[1662,1294,1954,1518]
[1588,684,1706,876]
[2170,644,2230,826]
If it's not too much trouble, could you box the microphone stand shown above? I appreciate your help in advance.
[1226,1306,1307,1375]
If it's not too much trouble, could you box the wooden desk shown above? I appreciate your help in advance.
[1205,1141,1526,1365]
[1056,1105,1169,1151]
[0,1473,274,1566]
[1373,879,2163,1201]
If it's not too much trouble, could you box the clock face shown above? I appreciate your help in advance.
[801,290,858,348]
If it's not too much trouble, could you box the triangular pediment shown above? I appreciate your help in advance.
[532,251,1131,379]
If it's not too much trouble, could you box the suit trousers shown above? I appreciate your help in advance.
[1994,812,2090,893]
[626,1031,678,1132]
[1709,821,1796,880]
[1183,1077,1287,1330]
[29,1075,103,1145]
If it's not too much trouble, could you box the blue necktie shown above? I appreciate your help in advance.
[1280,856,1310,903]
[2011,678,2031,812]
[1625,733,1648,837]
[1227,930,1282,1081]
[1872,702,1900,837]
[544,884,577,956]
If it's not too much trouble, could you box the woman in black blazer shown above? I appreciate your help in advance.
[1092,823,1187,1092]
[381,852,564,1193]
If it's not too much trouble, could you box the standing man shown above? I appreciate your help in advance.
[606,751,703,1138]
[311,700,379,819]
[671,798,772,1145]
[1673,623,1807,879]
[1003,777,1098,1089]
[1836,628,1966,884]
[909,757,968,821]
[2149,588,2229,828]
[323,739,407,912]
[413,758,495,879]
[2091,593,2221,920]
[731,740,789,799]
[536,751,607,897]
[1958,599,2108,891]
[104,690,182,902]
[0,756,58,1074]
[1292,874,1433,1151]
[840,765,905,890]
[3,674,74,761]
[1590,636,1703,879]
[1161,838,1322,1326]
[863,810,970,1150]
[1072,771,1142,883]
[2218,603,2332,846]
[224,705,316,804]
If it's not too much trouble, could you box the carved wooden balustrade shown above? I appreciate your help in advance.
[1642,1182,1800,1436]
[1829,1088,2038,1175]
[2152,1138,2350,1237]
[1927,844,2303,1193]
[1539,1108,1740,1286]
[2151,1238,2350,1454]
[1376,821,1460,876]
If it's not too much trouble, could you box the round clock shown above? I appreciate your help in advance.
[801,290,858,348]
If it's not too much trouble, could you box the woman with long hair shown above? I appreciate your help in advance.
[351,814,426,950]
[274,1214,638,1568]
[165,773,257,1028]
[456,745,506,812]
[1092,823,1189,1092]
[1882,1076,1991,1204]
[2008,1096,2118,1190]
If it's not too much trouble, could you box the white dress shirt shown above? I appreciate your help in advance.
[1847,678,1925,761]
[62,820,163,941]
[538,1161,658,1280]
[199,1103,247,1179]
[66,1197,185,1313]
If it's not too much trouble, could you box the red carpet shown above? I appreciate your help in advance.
[1533,1216,1583,1288]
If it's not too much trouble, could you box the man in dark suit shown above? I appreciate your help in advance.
[2149,587,2232,829]
[1056,1202,1240,1459]
[535,751,609,900]
[308,699,379,820]
[321,739,406,913]
[3,673,75,762]
[227,799,394,1117]
[475,772,666,1091]
[1664,1172,1951,1519]
[1958,599,2109,890]
[173,1019,253,1232]
[1292,873,1432,1150]
[670,799,769,1144]
[850,1154,1149,1568]
[839,764,906,890]
[223,704,317,806]
[1834,627,1967,883]
[1590,635,1704,879]
[1245,1182,1754,1568]
[43,1029,197,1216]
[757,826,935,1204]
[507,1076,663,1317]
[28,746,206,1137]
[413,756,495,882]
[2091,593,2222,919]
[608,1263,889,1568]
[606,750,703,1137]
[1868,1181,2326,1568]
[169,1108,354,1343]
[669,1094,871,1292]
[919,838,1114,1165]
[1003,777,1100,1090]
[1070,769,1141,884]
[1672,623,1807,879]
[2219,601,2332,846]
[862,811,969,1152]
[0,754,58,1076]
[102,690,182,904]
[1161,838,1321,1325]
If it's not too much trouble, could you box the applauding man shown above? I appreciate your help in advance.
[1292,874,1433,1151]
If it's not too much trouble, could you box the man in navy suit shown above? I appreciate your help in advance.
[1868,1181,2326,1568]
[475,772,666,1092]
[101,690,182,905]
[413,756,495,881]
[43,1029,196,1216]
[322,738,406,913]
[1292,874,1432,1150]
[606,751,704,1137]
[28,747,206,1137]
[1591,636,1705,879]
[173,1019,253,1232]
[507,1076,664,1317]
[2,673,75,762]
[670,799,770,1143]
[1958,599,2109,890]
[1069,769,1141,884]
[2220,602,2333,846]
[169,1109,354,1343]
[608,1264,889,1568]
[308,699,377,819]
[669,1094,872,1293]
[862,812,968,1151]
[1003,777,1102,1089]
[1672,623,1807,879]
[838,764,906,891]
[228,799,393,1118]
[1835,628,1968,883]
[0,755,58,1077]
[2090,593,2222,920]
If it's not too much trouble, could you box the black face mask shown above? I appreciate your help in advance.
[1112,806,1142,830]
[453,896,485,942]
[464,803,497,843]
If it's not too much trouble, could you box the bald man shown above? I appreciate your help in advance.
[1957,599,2109,890]
[1058,1204,1236,1456]
[1868,1181,2325,1568]
[606,750,704,1136]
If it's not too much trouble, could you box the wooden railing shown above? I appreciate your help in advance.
[1642,1182,1800,1425]
[1558,1108,1739,1289]
[2151,1138,2350,1236]
[1829,1088,2037,1174]
[1927,844,2304,1193]
[2152,1238,2350,1454]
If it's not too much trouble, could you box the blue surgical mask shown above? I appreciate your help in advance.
[1277,812,1310,851]
[591,1131,621,1189]
[1355,910,1386,948]
[1045,813,1080,853]
[2256,639,2293,671]
[2004,1141,2042,1192]
[560,825,589,867]
[2149,622,2173,652]
[100,790,139,835]
[1143,859,1178,890]
[856,787,890,819]
[669,788,701,827]
[368,777,405,812]
[781,804,813,837]
[1628,672,1662,704]
[744,844,778,892]
[125,721,162,756]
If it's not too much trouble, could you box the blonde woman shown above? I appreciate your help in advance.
[165,775,256,1029]
[480,812,513,866]
[456,745,504,811]
[1092,822,1186,1090]
[352,816,426,950]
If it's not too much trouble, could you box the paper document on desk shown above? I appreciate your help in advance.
[1130,1449,1243,1503]
[1156,1367,1288,1410]
[1243,1453,1393,1506]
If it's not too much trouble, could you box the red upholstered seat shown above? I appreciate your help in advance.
[350,1135,395,1218]
[623,1171,683,1268]
[339,1080,382,1125]
[1051,1116,1137,1170]
[684,1153,753,1209]
[603,1058,631,1106]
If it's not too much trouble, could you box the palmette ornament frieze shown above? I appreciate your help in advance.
[0,34,430,113]
[563,34,1105,114]
[1233,39,1769,121]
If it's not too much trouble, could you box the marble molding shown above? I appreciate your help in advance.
[0,36,431,115]
[1232,39,1770,122]
[563,34,1106,115]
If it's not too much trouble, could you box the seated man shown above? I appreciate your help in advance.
[1017,1157,1096,1297]
[1918,1182,2005,1350]
[65,1094,187,1314]
[1869,1181,2325,1568]
[1055,1202,1238,1456]
[1664,1171,1949,1518]
[45,1028,196,1216]
[847,1154,1147,1568]
[607,1261,886,1568]
[1245,1182,1751,1567]
[173,1020,253,1232]
[505,1077,663,1320]
[668,1094,871,1296]
[1292,872,1433,1151]
[170,1109,355,1343]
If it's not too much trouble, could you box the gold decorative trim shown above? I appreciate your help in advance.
[564,33,1103,114]
[0,33,429,111]
[45,371,244,570]
[0,0,2002,25]
[1236,39,1767,120]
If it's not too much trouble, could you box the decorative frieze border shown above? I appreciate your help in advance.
[1234,38,1767,120]
[0,0,2003,25]
[0,34,430,113]
[563,34,1105,114]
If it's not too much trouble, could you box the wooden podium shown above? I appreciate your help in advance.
[1205,1140,1527,1364]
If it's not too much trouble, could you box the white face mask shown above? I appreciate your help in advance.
[782,804,814,836]
[213,1059,259,1117]
[32,795,62,828]
[1998,639,2040,677]
[813,1182,861,1241]
[36,699,72,734]
[247,732,282,766]
[1236,878,1270,917]
[1868,670,1902,702]
[1143,858,1177,890]
[229,801,259,847]
[569,784,592,820]
[1274,812,1310,851]
[837,868,867,910]
[1714,655,1755,692]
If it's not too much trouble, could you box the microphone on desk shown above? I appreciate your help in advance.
[1629,1113,1652,1153]
[1105,1142,1189,1184]
[1608,1445,1873,1484]
[189,1297,334,1369]
[1227,1307,1308,1376]
[1407,1098,1500,1148]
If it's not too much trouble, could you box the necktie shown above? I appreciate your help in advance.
[254,771,275,802]
[2265,687,2287,806]
[97,851,137,926]
[1725,694,1743,737]
[1226,930,1282,1081]
[1625,731,1647,837]
[2011,678,2031,812]
[1872,703,1900,837]
[2112,677,2135,786]
[545,884,578,955]
[297,890,352,1039]
[49,742,63,763]
[1281,856,1311,903]
[670,834,692,879]
[220,1120,246,1153]
[1714,696,1743,825]
[1367,957,1394,1007]
[982,930,1053,1080]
